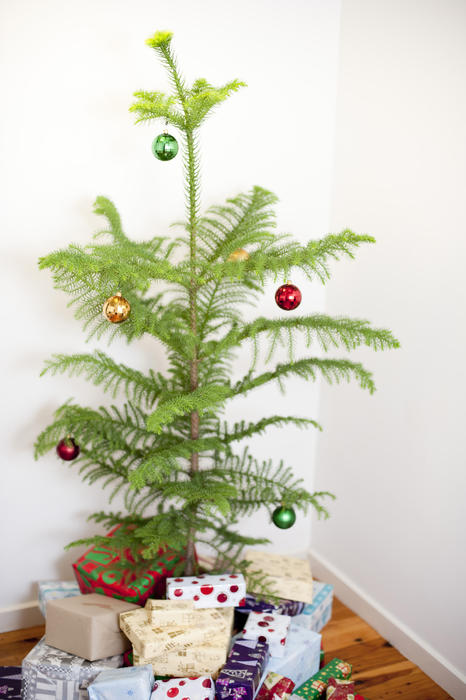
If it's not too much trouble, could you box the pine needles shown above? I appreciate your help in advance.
[35,30,399,574]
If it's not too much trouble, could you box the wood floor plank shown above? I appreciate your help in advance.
[0,601,452,699]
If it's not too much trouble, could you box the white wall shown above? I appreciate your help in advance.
[0,0,341,617]
[312,0,466,693]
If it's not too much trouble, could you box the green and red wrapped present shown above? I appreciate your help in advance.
[72,525,188,605]
[292,659,352,699]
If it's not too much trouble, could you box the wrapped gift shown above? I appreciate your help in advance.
[291,660,352,700]
[134,642,228,678]
[0,666,21,699]
[145,598,234,630]
[21,637,122,700]
[120,608,219,656]
[242,611,290,658]
[325,678,355,699]
[256,672,295,700]
[290,584,333,633]
[38,580,81,617]
[265,625,321,687]
[73,524,187,605]
[239,594,304,617]
[88,664,153,699]
[46,593,140,661]
[243,551,313,604]
[166,573,246,608]
[151,675,215,700]
[216,638,269,700]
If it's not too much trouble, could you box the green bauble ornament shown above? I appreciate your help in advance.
[152,132,179,161]
[272,505,296,529]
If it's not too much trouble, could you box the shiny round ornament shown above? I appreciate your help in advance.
[103,293,131,324]
[275,282,302,311]
[227,248,250,262]
[56,437,80,461]
[152,132,179,161]
[272,505,296,529]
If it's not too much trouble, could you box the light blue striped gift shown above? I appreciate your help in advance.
[38,580,81,617]
[289,582,333,633]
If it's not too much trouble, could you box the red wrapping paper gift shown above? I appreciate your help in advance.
[257,672,295,700]
[73,524,188,605]
[326,678,356,699]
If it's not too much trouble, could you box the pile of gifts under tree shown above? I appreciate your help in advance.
[12,527,367,699]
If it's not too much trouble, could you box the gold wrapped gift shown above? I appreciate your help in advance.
[244,549,313,603]
[133,639,229,678]
[120,601,233,663]
[145,599,234,630]
[120,607,220,656]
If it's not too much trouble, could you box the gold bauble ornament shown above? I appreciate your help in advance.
[227,248,250,262]
[103,292,131,323]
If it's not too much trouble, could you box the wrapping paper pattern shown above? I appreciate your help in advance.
[242,612,290,658]
[265,625,321,688]
[38,581,81,618]
[134,644,228,678]
[256,672,295,700]
[325,678,355,699]
[120,608,220,656]
[0,666,22,699]
[73,524,186,605]
[121,605,232,655]
[21,637,122,700]
[88,664,153,699]
[243,552,313,604]
[239,595,304,617]
[166,573,246,609]
[291,660,352,700]
[216,639,269,700]
[290,584,333,634]
[151,675,215,700]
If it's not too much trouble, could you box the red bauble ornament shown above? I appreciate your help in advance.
[275,282,302,311]
[56,437,80,461]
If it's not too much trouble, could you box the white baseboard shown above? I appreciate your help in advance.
[0,600,43,633]
[309,548,466,700]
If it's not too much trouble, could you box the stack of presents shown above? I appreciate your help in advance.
[10,527,366,700]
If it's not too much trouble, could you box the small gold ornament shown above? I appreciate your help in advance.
[103,292,131,323]
[227,248,250,262]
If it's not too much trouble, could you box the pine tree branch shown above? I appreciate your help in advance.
[41,351,169,406]
[203,229,376,284]
[203,314,400,364]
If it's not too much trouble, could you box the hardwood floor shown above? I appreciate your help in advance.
[0,597,452,699]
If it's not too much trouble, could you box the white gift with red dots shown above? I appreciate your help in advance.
[166,573,246,609]
[241,611,291,658]
[151,675,215,700]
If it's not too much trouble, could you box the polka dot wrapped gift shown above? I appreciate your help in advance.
[166,573,246,609]
[151,675,215,700]
[241,611,291,658]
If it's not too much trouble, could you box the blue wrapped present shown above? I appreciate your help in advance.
[264,625,321,688]
[88,664,154,699]
[38,580,80,617]
[289,583,333,633]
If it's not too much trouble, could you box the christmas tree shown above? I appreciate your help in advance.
[35,31,398,581]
